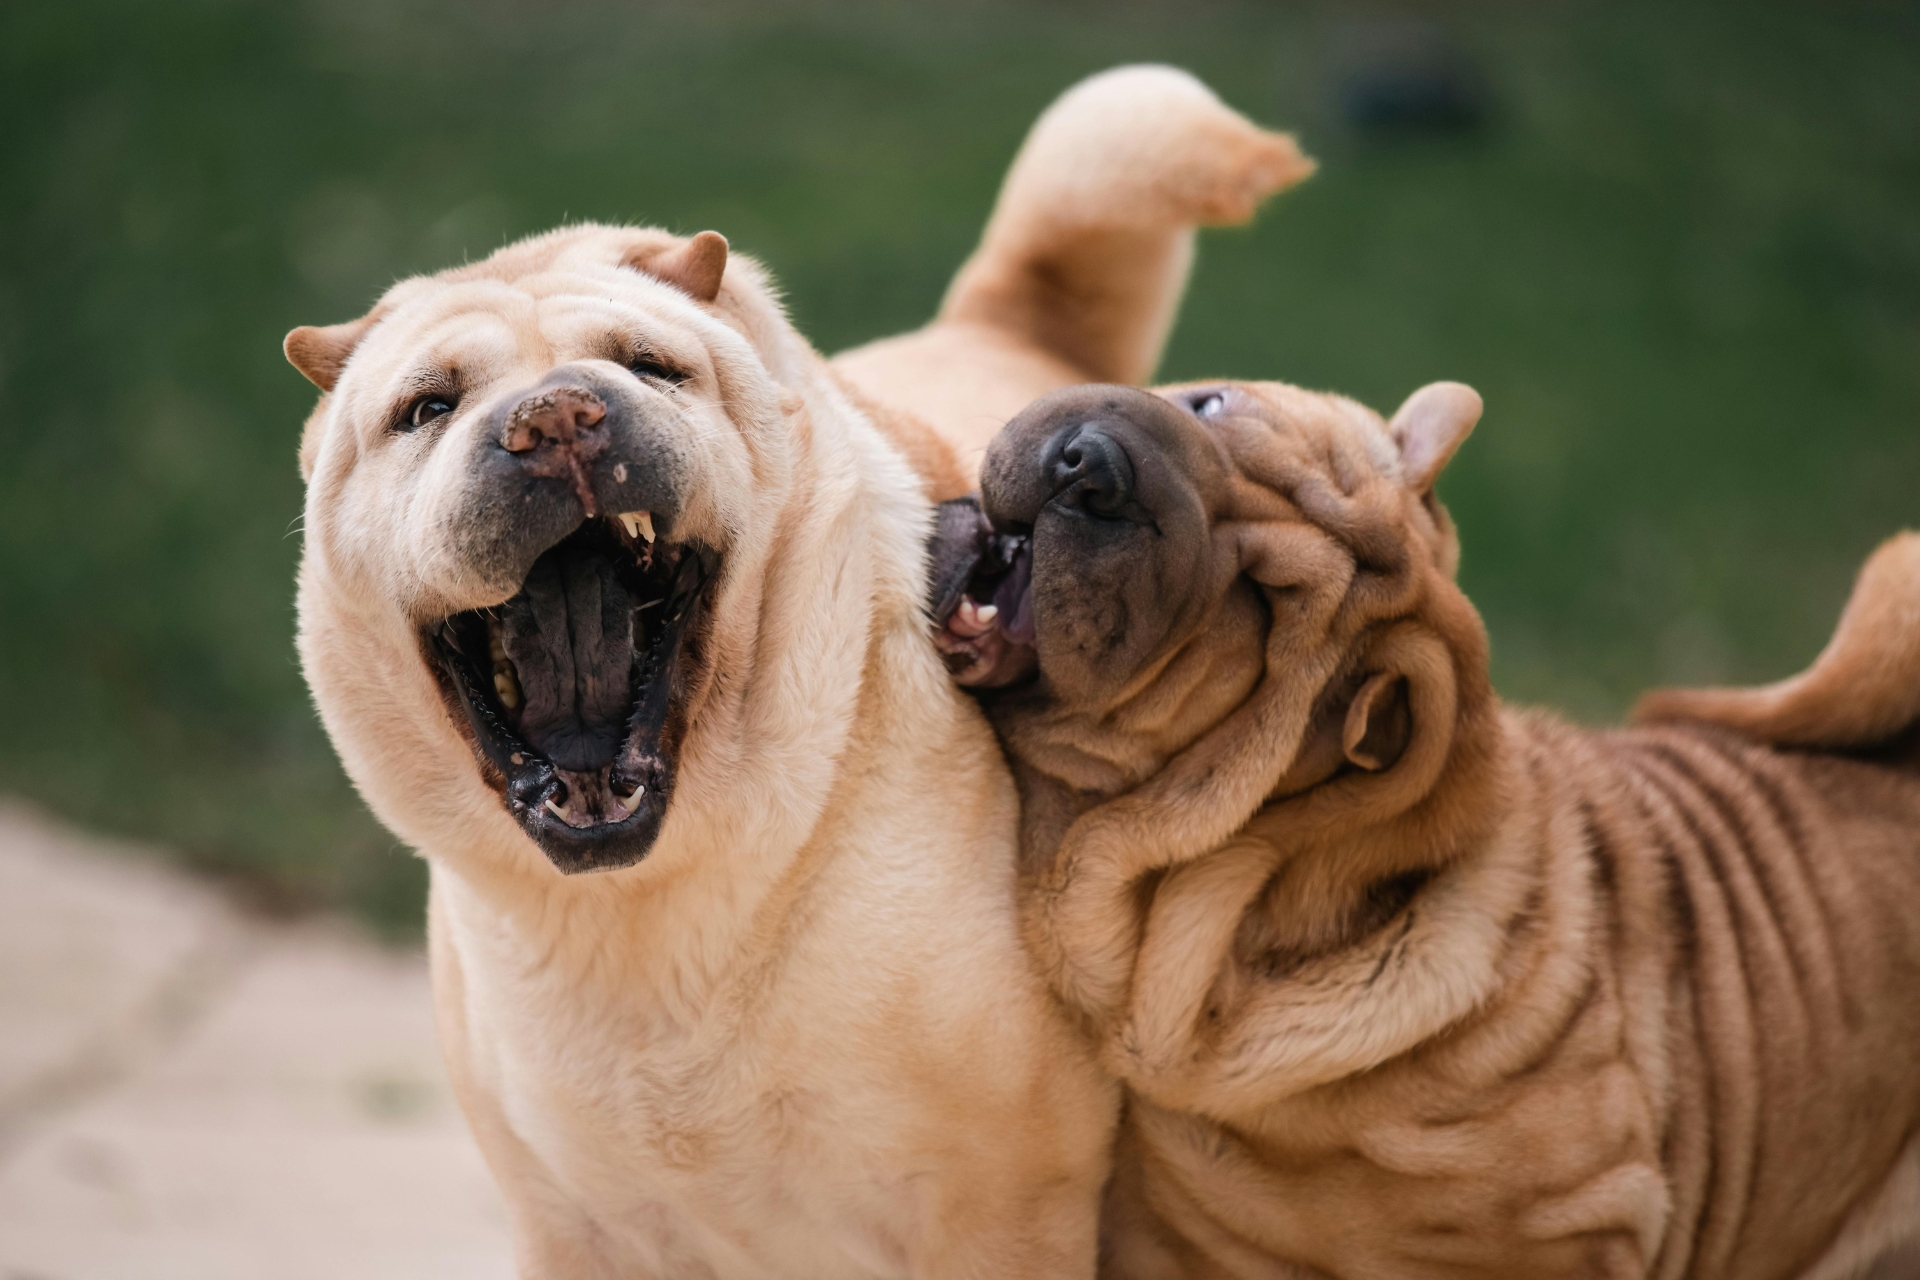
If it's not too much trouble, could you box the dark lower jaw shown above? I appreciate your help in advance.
[929,500,1038,689]
[430,525,716,874]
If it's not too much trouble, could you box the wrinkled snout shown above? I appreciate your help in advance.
[981,384,1202,533]
[502,384,608,455]
[935,383,1227,700]
[498,382,612,515]
[450,363,691,597]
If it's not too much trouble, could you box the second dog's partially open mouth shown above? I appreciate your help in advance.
[429,514,715,872]
[929,498,1038,689]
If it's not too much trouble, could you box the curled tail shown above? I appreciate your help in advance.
[1635,532,1920,751]
[940,65,1314,385]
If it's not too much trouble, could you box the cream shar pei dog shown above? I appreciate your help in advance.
[935,380,1920,1278]
[283,68,1310,1279]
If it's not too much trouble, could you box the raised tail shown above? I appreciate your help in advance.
[831,66,1311,466]
[940,65,1314,385]
[1634,532,1920,751]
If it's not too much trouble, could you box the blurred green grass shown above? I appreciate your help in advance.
[1,0,1915,935]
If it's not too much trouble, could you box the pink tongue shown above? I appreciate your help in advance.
[993,547,1035,645]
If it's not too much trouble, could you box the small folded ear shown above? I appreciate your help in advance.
[1269,667,1413,797]
[1342,671,1411,771]
[624,230,729,303]
[1389,381,1482,493]
[284,313,381,392]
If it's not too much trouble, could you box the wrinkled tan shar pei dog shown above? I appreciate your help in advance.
[284,69,1311,1279]
[933,380,1920,1279]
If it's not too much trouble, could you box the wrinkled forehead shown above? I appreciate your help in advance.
[344,240,717,404]
[1193,380,1402,494]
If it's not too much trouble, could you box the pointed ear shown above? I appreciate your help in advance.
[1342,671,1411,771]
[284,313,381,392]
[1389,381,1482,493]
[624,230,729,303]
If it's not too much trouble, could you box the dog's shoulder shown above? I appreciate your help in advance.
[827,367,971,504]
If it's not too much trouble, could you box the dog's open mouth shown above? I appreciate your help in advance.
[429,513,716,873]
[929,498,1038,689]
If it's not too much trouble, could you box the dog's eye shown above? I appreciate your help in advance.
[627,354,685,385]
[405,394,458,430]
[1190,391,1226,419]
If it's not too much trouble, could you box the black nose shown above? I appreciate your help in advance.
[1049,424,1137,520]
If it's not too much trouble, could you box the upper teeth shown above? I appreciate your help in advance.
[618,785,646,816]
[619,511,655,544]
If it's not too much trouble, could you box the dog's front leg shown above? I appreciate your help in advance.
[428,881,638,1280]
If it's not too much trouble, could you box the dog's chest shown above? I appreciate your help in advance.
[471,939,922,1278]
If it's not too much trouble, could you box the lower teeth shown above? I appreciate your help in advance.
[538,785,644,824]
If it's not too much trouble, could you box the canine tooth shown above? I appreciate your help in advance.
[618,785,646,817]
[618,510,655,544]
[544,798,567,821]
[949,599,999,637]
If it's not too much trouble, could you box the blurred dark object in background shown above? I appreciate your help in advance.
[1334,18,1492,137]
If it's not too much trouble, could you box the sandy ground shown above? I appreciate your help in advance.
[0,802,512,1280]
[3,799,1915,1280]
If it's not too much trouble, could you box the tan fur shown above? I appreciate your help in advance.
[290,70,1302,1278]
[833,65,1312,467]
[828,367,971,503]
[976,381,1920,1279]
[626,228,731,303]
[285,310,384,392]
[1635,533,1920,750]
